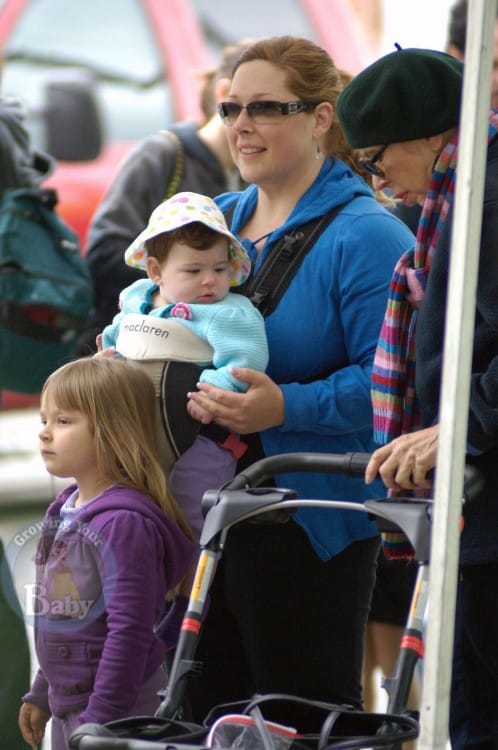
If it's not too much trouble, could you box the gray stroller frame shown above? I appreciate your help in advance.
[69,451,480,750]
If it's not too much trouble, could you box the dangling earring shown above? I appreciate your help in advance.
[315,141,323,160]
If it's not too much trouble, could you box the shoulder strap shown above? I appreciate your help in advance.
[159,130,185,200]
[233,200,351,318]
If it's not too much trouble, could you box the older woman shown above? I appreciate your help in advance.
[336,47,498,748]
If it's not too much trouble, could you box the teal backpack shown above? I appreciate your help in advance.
[0,187,94,393]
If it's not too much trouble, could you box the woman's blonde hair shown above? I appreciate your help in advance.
[41,357,192,538]
[232,36,376,186]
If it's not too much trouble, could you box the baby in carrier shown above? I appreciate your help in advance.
[102,191,269,538]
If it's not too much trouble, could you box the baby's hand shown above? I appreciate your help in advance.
[94,334,117,359]
[187,394,213,424]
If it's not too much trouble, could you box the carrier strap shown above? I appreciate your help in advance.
[225,200,353,318]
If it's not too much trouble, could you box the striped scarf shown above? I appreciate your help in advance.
[372,109,498,559]
[372,109,498,445]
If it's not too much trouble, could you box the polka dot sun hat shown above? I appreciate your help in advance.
[124,191,251,287]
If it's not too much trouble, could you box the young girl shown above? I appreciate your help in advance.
[18,357,194,750]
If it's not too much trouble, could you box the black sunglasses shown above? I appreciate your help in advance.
[218,100,317,126]
[359,144,388,177]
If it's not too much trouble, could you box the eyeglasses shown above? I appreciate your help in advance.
[359,144,388,177]
[218,100,317,126]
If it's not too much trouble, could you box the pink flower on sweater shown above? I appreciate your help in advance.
[170,302,192,320]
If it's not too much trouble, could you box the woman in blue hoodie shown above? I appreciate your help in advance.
[184,36,415,721]
[18,357,194,750]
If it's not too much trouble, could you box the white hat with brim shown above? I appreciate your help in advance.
[124,191,251,287]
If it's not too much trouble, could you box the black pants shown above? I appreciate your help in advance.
[186,519,380,726]
[450,562,498,749]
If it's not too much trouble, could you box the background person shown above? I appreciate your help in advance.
[102,191,268,539]
[18,357,194,750]
[182,35,416,723]
[446,0,498,108]
[0,96,54,195]
[336,46,498,749]
[77,41,252,354]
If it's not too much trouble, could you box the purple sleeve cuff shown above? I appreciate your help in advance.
[23,669,51,714]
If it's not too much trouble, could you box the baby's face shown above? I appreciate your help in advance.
[153,237,232,306]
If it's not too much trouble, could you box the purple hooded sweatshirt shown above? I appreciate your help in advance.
[23,483,194,724]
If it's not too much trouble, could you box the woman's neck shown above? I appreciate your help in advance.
[246,158,324,237]
[241,175,317,247]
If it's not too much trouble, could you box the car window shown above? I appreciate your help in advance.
[1,0,173,146]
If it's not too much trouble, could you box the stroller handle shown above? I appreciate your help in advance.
[221,450,482,497]
[224,451,373,490]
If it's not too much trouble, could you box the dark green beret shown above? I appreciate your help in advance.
[336,48,464,148]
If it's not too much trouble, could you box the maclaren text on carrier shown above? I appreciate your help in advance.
[122,319,170,338]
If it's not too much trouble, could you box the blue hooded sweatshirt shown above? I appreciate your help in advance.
[215,157,415,560]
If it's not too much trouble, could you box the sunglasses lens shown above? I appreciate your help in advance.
[219,101,286,124]
[247,101,281,119]
[219,100,312,125]
[219,102,242,123]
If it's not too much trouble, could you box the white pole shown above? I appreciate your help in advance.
[418,1,497,748]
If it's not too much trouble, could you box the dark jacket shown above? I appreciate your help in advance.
[79,122,241,352]
[23,484,194,723]
[0,97,54,193]
[416,134,498,564]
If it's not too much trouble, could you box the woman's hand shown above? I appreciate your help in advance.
[19,702,51,748]
[187,367,285,434]
[365,424,440,491]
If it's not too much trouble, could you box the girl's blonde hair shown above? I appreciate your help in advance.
[41,357,192,539]
[232,36,378,187]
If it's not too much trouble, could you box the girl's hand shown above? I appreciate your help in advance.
[19,702,51,748]
[365,424,440,491]
[187,368,285,434]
